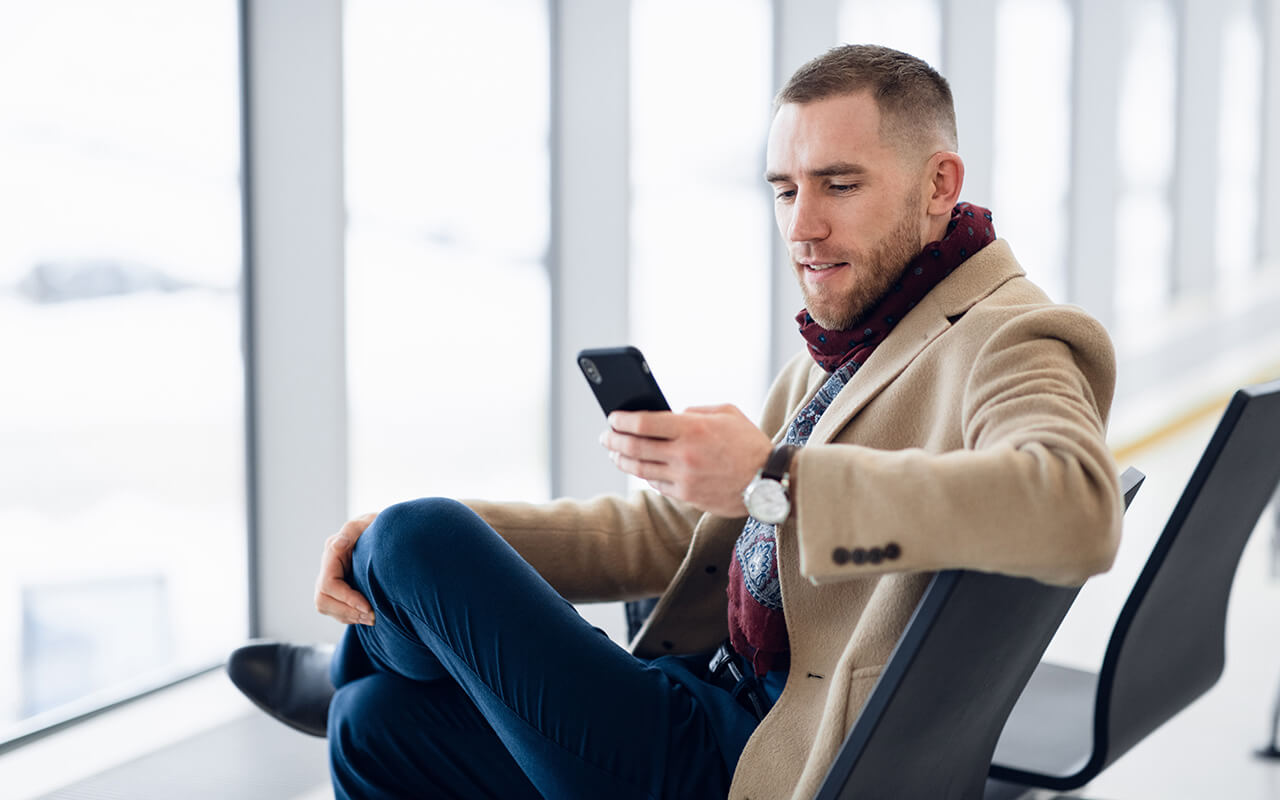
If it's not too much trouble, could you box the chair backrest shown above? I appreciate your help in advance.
[813,467,1145,800]
[1092,380,1280,771]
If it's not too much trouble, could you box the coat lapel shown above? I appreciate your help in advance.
[806,240,1025,445]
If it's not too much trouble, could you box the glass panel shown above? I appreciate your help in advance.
[0,0,245,739]
[1116,0,1177,321]
[630,0,773,418]
[839,0,942,70]
[344,0,551,511]
[993,0,1072,302]
[1215,5,1262,285]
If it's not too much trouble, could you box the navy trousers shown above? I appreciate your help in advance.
[327,497,760,799]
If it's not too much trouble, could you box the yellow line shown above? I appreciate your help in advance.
[1111,362,1280,463]
[1112,397,1229,463]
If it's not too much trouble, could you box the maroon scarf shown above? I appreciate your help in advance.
[798,203,995,372]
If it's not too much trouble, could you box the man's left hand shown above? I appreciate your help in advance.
[600,404,774,517]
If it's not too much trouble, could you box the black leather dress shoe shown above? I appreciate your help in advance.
[227,640,335,737]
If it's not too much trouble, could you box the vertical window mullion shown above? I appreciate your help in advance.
[549,0,631,502]
[1171,0,1224,299]
[1262,0,1280,270]
[1067,0,1123,329]
[244,0,348,643]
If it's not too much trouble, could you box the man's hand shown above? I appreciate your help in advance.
[314,513,377,626]
[600,404,773,517]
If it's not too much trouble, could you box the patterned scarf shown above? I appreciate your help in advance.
[726,203,995,676]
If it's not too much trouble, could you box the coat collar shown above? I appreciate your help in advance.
[803,239,1025,445]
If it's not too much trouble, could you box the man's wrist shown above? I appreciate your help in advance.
[742,443,798,524]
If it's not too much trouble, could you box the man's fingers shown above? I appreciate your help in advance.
[316,588,375,626]
[681,403,737,415]
[318,573,373,615]
[334,519,371,545]
[314,519,377,625]
[610,451,673,484]
[599,427,674,463]
[314,564,374,622]
[646,479,675,495]
[607,410,678,439]
[319,536,353,579]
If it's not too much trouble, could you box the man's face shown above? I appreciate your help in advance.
[766,92,929,331]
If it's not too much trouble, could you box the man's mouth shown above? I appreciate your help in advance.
[801,261,849,271]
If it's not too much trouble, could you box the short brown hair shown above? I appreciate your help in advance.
[776,44,958,154]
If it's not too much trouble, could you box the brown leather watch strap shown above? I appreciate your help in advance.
[762,443,798,481]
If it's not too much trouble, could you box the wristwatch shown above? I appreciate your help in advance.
[743,443,798,524]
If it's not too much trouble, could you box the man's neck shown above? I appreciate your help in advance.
[920,213,951,249]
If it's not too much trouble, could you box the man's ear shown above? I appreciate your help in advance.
[925,151,964,215]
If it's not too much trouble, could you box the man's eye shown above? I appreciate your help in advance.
[830,183,858,193]
[775,189,796,201]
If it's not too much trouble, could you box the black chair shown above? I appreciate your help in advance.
[812,467,1145,800]
[988,379,1280,792]
[1260,483,1280,760]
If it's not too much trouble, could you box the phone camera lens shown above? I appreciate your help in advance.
[580,358,602,385]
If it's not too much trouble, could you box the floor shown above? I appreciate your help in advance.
[0,671,330,800]
[2,407,1279,799]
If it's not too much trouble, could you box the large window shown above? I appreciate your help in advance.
[0,1,245,741]
[992,0,1072,303]
[344,0,551,512]
[630,0,773,417]
[1215,3,1262,286]
[1115,0,1176,325]
[840,0,942,70]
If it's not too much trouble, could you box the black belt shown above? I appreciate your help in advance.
[706,641,770,721]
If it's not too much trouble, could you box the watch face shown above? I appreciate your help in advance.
[747,479,790,524]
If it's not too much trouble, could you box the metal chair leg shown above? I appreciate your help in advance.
[1259,670,1280,759]
[1261,489,1280,759]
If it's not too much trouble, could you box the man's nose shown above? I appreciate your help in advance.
[787,193,829,243]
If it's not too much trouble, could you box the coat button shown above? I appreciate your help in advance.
[885,542,902,560]
[851,547,867,564]
[832,547,850,565]
[705,564,718,574]
[868,547,884,564]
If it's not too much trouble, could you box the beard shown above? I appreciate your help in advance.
[797,199,924,331]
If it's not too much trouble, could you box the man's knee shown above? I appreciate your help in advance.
[360,497,487,584]
[373,497,476,543]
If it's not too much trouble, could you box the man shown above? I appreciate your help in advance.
[230,44,1122,799]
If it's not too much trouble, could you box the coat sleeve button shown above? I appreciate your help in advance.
[884,542,902,560]
[868,547,884,564]
[832,547,850,565]
[851,547,868,564]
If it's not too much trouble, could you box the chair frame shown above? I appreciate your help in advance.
[989,380,1280,791]
[813,468,1145,800]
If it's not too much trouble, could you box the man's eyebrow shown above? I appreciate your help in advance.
[764,162,869,183]
[811,162,868,178]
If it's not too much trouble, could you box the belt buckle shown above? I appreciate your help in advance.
[708,641,746,687]
[709,642,767,721]
[708,641,736,678]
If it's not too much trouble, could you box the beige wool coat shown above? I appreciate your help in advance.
[466,239,1124,800]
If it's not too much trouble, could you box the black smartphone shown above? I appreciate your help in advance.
[577,346,671,416]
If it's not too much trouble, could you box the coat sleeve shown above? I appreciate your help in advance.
[461,490,704,603]
[460,355,821,605]
[792,305,1123,587]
